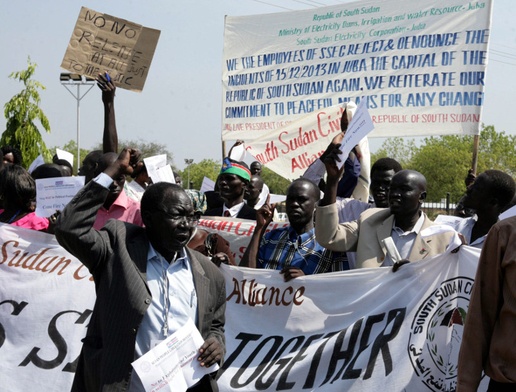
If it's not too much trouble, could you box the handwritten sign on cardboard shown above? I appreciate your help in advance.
[61,7,160,92]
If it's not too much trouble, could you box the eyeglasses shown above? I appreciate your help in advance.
[158,210,200,225]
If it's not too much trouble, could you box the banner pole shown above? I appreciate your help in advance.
[222,140,227,160]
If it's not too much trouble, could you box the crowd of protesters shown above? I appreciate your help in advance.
[1,72,515,391]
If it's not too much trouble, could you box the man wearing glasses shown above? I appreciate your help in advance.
[55,148,226,392]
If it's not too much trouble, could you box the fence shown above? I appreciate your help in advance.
[422,193,458,219]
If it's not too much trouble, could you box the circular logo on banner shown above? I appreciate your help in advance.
[407,277,473,392]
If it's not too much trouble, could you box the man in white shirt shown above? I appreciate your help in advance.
[316,166,458,268]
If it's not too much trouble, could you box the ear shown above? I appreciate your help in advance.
[420,191,427,201]
[141,210,153,228]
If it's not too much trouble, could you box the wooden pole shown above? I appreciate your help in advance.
[222,140,227,160]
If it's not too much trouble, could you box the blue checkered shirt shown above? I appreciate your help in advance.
[257,226,348,274]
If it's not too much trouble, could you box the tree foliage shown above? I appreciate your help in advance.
[55,138,175,175]
[370,137,417,169]
[55,140,91,174]
[179,159,220,189]
[260,167,292,195]
[476,125,516,177]
[410,135,474,202]
[371,125,516,202]
[2,58,52,167]
[92,138,175,165]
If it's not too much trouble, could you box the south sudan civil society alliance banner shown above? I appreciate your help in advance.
[0,223,488,391]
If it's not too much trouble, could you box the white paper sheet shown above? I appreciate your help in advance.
[35,176,85,217]
[132,318,218,391]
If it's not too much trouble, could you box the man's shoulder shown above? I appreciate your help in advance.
[103,218,146,236]
[359,207,392,222]
[203,207,222,217]
[496,216,516,230]
[264,225,290,239]
[188,249,224,281]
[238,204,257,219]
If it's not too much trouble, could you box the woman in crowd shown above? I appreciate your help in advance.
[0,164,58,233]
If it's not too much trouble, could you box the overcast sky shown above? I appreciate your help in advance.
[1,0,514,170]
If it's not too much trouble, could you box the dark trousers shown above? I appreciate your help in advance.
[187,374,217,392]
[487,379,516,392]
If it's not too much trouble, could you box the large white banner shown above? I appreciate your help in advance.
[218,247,486,392]
[0,224,95,391]
[0,224,488,391]
[222,0,492,177]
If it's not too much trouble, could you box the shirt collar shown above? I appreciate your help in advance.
[223,201,245,217]
[147,243,187,265]
[393,212,425,236]
[109,189,131,211]
[287,226,315,243]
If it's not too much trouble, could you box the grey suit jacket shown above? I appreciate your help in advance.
[316,204,457,268]
[55,181,226,392]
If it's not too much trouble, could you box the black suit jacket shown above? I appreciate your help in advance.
[55,181,226,392]
[204,203,257,220]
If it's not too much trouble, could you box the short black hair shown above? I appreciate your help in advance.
[77,150,103,182]
[482,170,516,209]
[371,158,402,176]
[287,178,320,202]
[31,163,65,180]
[54,159,73,171]
[1,146,23,165]
[0,164,36,211]
[141,182,189,214]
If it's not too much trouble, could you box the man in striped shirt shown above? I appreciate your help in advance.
[241,178,348,280]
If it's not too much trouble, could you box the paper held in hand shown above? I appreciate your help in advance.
[132,318,219,392]
[337,100,375,170]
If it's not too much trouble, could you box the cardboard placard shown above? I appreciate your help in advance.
[61,7,160,92]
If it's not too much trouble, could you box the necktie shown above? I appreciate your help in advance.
[224,210,231,217]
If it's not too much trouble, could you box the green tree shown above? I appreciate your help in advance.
[370,125,516,203]
[476,125,516,177]
[56,138,176,175]
[261,166,291,195]
[410,134,474,202]
[56,140,91,173]
[180,159,220,189]
[370,137,417,168]
[92,138,175,167]
[2,58,51,167]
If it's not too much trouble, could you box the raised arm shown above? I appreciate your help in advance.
[96,72,118,153]
[240,196,275,268]
[319,139,346,207]
[55,148,140,274]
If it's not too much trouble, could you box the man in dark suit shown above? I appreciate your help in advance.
[55,148,226,392]
[204,158,256,220]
